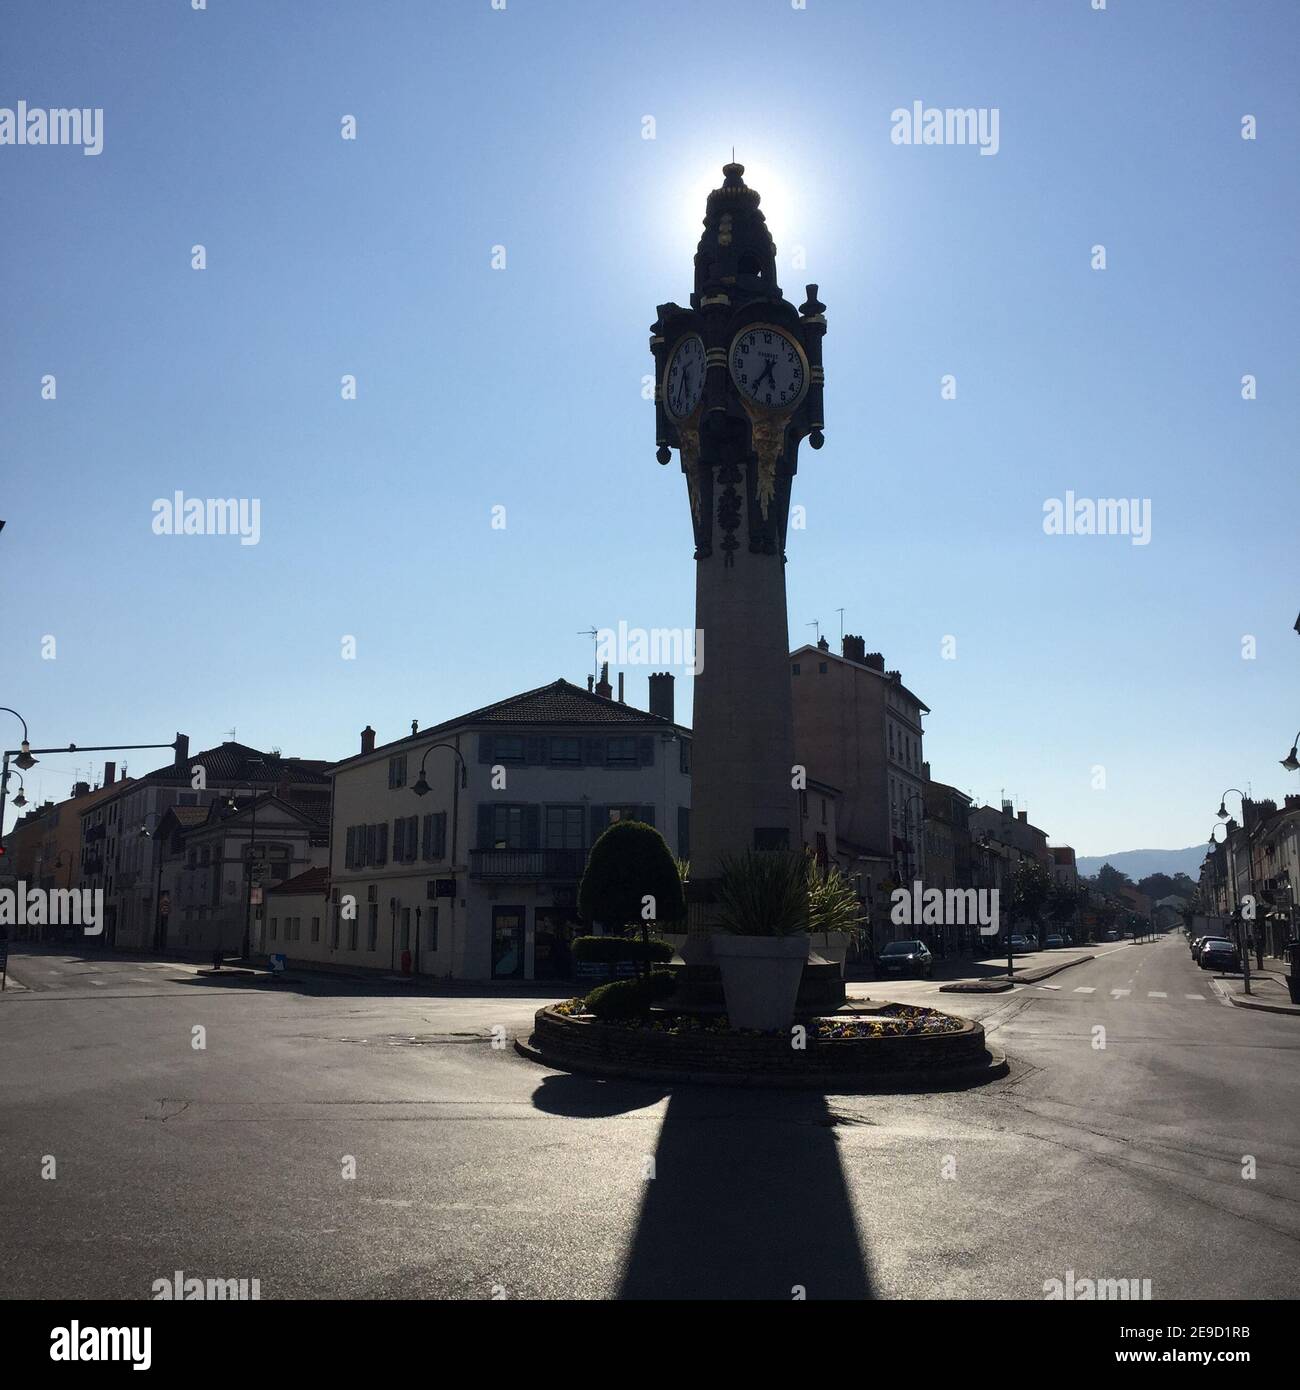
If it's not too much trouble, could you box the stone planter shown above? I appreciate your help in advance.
[809,931,851,976]
[711,934,809,1031]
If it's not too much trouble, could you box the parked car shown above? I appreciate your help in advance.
[1103,929,1122,942]
[1044,933,1065,949]
[877,940,933,979]
[1193,935,1229,963]
[1199,939,1240,972]
[1008,934,1035,952]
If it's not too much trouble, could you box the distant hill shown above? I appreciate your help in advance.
[1076,846,1206,881]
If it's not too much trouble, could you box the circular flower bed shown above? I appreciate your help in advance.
[524,998,1002,1090]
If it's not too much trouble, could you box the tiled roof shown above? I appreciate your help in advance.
[338,679,686,767]
[138,742,332,787]
[462,679,674,726]
[268,865,329,896]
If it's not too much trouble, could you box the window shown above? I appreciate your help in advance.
[388,755,407,789]
[332,913,341,949]
[679,739,691,776]
[549,737,581,765]
[818,662,828,674]
[799,790,809,820]
[269,918,278,939]
[311,916,321,943]
[367,902,379,951]
[792,663,801,675]
[348,916,358,951]
[421,812,447,861]
[491,805,525,849]
[494,735,525,763]
[545,806,584,849]
[393,815,419,863]
[606,736,638,767]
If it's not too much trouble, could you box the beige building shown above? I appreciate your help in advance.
[790,634,929,946]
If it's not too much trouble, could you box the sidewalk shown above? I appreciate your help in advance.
[1211,956,1300,1016]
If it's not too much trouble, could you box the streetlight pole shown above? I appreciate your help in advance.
[411,742,470,977]
[227,773,266,962]
[1217,790,1255,994]
[139,812,165,953]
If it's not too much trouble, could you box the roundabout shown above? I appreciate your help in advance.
[517,997,1009,1092]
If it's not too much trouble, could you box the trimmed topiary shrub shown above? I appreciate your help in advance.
[571,935,674,965]
[585,970,677,1021]
[578,821,686,932]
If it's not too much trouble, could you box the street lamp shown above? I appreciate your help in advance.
[8,771,27,809]
[227,769,266,961]
[1280,733,1299,773]
[139,812,166,953]
[410,742,469,797]
[1215,790,1255,993]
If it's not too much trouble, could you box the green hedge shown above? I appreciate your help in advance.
[585,970,677,1020]
[571,935,674,964]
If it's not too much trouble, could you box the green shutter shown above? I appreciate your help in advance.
[639,736,655,766]
[524,805,541,849]
[582,737,605,766]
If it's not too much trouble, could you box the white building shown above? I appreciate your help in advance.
[302,674,692,982]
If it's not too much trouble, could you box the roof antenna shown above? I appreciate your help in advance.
[577,626,598,683]
[807,619,820,644]
[836,607,845,644]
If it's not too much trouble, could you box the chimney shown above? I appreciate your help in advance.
[1018,810,1027,823]
[842,634,866,664]
[1285,795,1300,812]
[617,671,625,703]
[586,674,594,692]
[864,652,885,672]
[103,761,116,787]
[275,778,292,801]
[361,725,376,755]
[595,662,612,699]
[648,672,675,723]
[922,760,931,782]
[1002,799,1013,818]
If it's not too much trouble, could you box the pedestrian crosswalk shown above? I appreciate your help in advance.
[1051,984,1208,1002]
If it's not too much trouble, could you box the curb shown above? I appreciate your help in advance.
[514,1035,1010,1093]
[1224,994,1300,1017]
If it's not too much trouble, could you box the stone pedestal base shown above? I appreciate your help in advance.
[669,957,845,1016]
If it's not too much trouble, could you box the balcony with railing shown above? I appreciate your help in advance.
[469,848,589,881]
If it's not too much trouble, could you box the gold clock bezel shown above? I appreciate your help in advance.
[728,323,809,414]
[663,333,707,422]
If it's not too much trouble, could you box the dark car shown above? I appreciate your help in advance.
[1199,939,1240,972]
[1008,934,1035,952]
[877,939,933,979]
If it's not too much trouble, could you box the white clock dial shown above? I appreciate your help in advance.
[664,334,705,420]
[729,325,807,411]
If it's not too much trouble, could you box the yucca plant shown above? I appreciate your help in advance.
[806,860,862,936]
[714,850,811,936]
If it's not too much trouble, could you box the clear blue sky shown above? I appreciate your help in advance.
[2,0,1297,856]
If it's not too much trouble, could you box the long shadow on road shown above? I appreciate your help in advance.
[615,1086,874,1300]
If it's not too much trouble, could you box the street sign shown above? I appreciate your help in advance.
[249,887,263,906]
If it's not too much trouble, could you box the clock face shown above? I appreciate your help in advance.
[729,326,807,411]
[664,334,705,420]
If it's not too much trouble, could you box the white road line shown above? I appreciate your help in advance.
[1148,991,1168,999]
[1038,984,1061,990]
[1185,993,1205,1001]
[1111,988,1131,997]
[89,979,105,986]
[1073,986,1095,994]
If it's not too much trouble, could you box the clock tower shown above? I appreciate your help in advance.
[651,162,827,954]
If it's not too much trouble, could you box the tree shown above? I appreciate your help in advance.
[1011,858,1053,932]
[578,821,685,938]
[1137,871,1178,902]
[1047,880,1083,928]
[1095,862,1133,898]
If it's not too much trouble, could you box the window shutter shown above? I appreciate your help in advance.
[590,805,608,842]
[478,734,494,764]
[345,826,355,870]
[477,803,494,850]
[525,736,545,765]
[421,814,432,860]
[362,825,373,868]
[582,737,605,766]
[638,735,655,766]
[639,804,655,827]
[376,823,388,865]
[524,804,541,849]
[435,811,447,858]
[677,807,690,860]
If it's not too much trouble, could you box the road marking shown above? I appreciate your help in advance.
[89,979,105,986]
[1148,991,1168,999]
[1111,988,1131,997]
[1038,984,1061,990]
[1185,993,1205,1001]
[1073,986,1095,994]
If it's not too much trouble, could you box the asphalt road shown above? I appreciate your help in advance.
[1,933,1296,1300]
